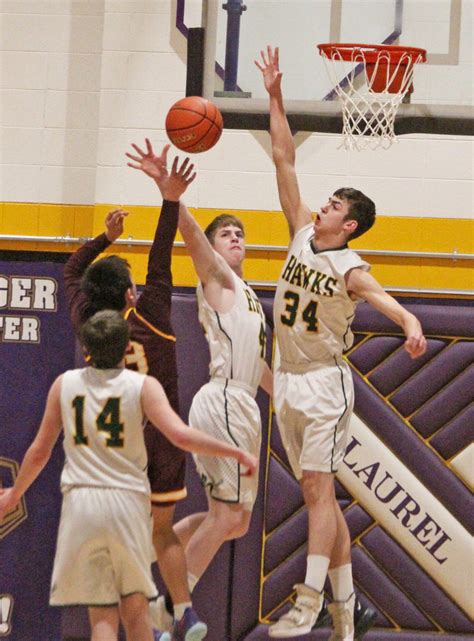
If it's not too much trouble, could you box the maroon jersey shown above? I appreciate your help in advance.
[64,200,186,504]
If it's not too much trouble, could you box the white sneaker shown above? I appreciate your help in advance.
[328,592,356,641]
[150,596,173,633]
[268,584,323,638]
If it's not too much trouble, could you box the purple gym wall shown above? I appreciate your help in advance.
[1,264,472,640]
[0,260,75,641]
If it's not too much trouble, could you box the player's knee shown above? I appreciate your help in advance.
[223,510,251,540]
[301,472,335,506]
[229,520,250,539]
[151,504,177,539]
[120,593,150,627]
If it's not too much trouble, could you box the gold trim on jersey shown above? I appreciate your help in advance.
[125,308,176,343]
[151,488,187,504]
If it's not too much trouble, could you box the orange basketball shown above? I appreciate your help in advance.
[165,96,224,153]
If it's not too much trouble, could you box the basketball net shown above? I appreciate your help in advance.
[318,44,426,150]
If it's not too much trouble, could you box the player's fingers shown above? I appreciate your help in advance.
[259,49,268,66]
[274,46,280,68]
[110,212,124,224]
[131,143,145,157]
[413,336,427,358]
[254,60,263,71]
[171,156,179,173]
[405,337,422,359]
[183,166,194,182]
[187,171,197,185]
[125,152,142,162]
[145,138,153,155]
[160,143,171,160]
[127,162,142,170]
[182,160,193,176]
[179,157,190,174]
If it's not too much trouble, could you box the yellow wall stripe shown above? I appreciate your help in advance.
[1,203,473,292]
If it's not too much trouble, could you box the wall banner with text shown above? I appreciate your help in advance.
[0,259,75,641]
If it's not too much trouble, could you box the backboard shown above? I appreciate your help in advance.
[183,0,473,136]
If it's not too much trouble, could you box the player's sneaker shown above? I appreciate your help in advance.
[313,596,331,628]
[328,592,355,641]
[268,583,323,638]
[172,607,207,641]
[150,596,174,633]
[153,629,171,641]
[312,594,375,636]
[353,597,376,639]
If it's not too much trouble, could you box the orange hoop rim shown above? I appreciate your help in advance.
[318,43,427,64]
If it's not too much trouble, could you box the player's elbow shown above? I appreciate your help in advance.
[272,145,286,166]
[167,427,190,452]
[272,145,295,168]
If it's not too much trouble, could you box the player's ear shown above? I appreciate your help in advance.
[125,286,136,308]
[343,218,358,236]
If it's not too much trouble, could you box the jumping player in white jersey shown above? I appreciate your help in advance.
[127,141,272,633]
[256,47,427,640]
[0,311,257,641]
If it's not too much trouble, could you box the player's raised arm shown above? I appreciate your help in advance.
[141,377,257,475]
[126,138,196,202]
[178,200,234,290]
[346,268,427,359]
[255,46,312,239]
[0,377,63,521]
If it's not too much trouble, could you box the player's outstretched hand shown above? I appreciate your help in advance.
[105,208,129,242]
[0,488,16,522]
[404,327,427,359]
[239,451,258,477]
[126,138,169,182]
[165,155,196,201]
[126,138,196,201]
[255,45,282,96]
[403,315,427,358]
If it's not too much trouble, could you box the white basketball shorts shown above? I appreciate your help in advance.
[274,357,354,478]
[50,486,157,606]
[189,379,261,508]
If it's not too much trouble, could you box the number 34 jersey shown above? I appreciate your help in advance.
[274,224,370,366]
[59,367,150,495]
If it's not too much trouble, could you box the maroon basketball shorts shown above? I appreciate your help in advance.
[144,422,187,506]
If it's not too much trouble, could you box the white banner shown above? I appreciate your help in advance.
[338,414,474,617]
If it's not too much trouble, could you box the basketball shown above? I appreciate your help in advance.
[165,96,224,153]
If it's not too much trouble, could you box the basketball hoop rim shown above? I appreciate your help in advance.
[317,43,427,64]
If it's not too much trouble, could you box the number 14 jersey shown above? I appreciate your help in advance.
[274,224,369,366]
[60,367,149,495]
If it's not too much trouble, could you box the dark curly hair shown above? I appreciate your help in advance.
[334,187,376,240]
[81,256,132,313]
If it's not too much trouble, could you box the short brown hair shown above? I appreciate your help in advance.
[335,187,376,240]
[204,214,245,244]
[80,310,129,369]
[82,256,132,312]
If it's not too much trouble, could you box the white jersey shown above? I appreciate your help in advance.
[197,271,266,394]
[60,367,150,495]
[274,224,370,366]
